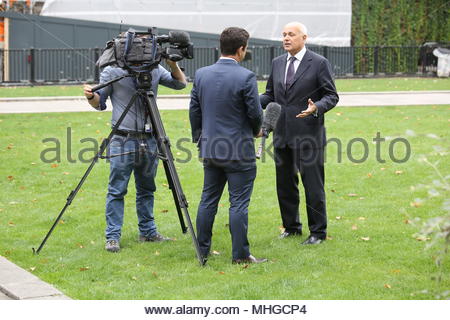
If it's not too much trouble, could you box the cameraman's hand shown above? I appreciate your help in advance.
[83,84,94,99]
[83,84,100,109]
[165,60,187,85]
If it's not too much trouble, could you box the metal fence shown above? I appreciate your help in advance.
[0,45,444,84]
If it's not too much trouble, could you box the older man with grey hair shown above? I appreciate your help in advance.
[260,21,339,245]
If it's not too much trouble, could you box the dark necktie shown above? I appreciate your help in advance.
[285,56,296,87]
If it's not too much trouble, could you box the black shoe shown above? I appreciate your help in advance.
[232,255,268,264]
[301,235,324,245]
[279,231,302,239]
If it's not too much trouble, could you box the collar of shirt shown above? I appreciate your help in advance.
[285,46,306,81]
[219,57,238,63]
[287,46,307,63]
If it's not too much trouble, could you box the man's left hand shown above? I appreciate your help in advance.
[296,98,317,118]
[165,59,178,69]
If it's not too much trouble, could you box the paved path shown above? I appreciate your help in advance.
[0,256,70,300]
[0,91,449,114]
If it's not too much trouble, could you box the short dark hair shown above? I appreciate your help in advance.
[220,27,249,55]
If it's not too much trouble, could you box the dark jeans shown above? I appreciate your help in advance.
[196,159,256,260]
[105,135,159,241]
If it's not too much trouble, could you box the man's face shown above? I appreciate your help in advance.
[282,24,306,55]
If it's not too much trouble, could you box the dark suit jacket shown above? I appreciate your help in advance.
[190,59,263,161]
[260,50,339,149]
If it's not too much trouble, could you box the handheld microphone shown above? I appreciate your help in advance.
[256,102,281,159]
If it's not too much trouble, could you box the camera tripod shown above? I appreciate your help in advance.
[33,70,207,266]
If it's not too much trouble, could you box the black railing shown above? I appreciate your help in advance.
[0,45,446,84]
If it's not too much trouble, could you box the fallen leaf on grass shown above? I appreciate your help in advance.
[59,220,65,224]
[395,170,403,175]
[9,201,18,205]
[358,217,366,221]
[404,219,411,224]
[336,112,343,116]
[367,173,372,178]
[8,221,15,227]
[415,236,430,242]
[29,267,36,272]
[7,176,14,181]
[351,225,358,230]
[218,271,225,275]
[160,209,168,213]
[62,172,70,175]
[152,272,158,277]
[212,250,221,255]
[384,284,392,289]
[77,243,84,249]
[409,200,422,208]
[359,197,365,200]
[361,237,370,241]
[19,186,26,190]
[131,276,137,281]
[162,183,169,188]
[51,163,59,168]
[335,216,342,220]
[242,264,250,269]
[391,269,401,274]
[79,267,90,271]
[326,236,333,240]
[347,193,358,197]
[6,144,13,150]
[154,250,160,256]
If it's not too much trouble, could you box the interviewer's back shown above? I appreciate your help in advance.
[190,60,262,160]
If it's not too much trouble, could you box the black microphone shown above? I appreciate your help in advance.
[168,31,191,47]
[256,102,281,159]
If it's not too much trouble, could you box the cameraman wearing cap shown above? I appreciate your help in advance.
[83,57,186,253]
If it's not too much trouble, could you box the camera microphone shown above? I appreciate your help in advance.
[256,102,281,159]
[157,31,191,47]
[168,31,191,47]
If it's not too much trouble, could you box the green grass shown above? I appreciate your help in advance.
[0,77,449,97]
[0,105,449,299]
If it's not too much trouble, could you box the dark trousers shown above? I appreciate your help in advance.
[196,159,256,260]
[275,146,327,239]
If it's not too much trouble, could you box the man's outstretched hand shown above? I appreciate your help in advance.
[296,98,317,118]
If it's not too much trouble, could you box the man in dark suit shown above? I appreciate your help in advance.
[260,22,339,245]
[189,27,266,264]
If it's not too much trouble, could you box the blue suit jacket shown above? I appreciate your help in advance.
[189,59,263,161]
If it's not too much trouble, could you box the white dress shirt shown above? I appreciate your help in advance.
[284,46,307,84]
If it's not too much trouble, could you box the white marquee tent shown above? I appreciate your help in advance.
[41,0,351,46]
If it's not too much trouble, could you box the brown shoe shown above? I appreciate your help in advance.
[232,255,268,264]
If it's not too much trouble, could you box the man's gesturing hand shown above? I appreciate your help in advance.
[296,98,317,118]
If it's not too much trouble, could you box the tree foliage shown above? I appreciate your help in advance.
[352,0,450,46]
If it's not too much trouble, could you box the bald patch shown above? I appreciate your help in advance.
[284,22,308,36]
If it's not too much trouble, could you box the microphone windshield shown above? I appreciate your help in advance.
[263,102,281,132]
[168,31,191,47]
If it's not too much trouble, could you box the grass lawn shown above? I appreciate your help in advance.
[0,105,449,299]
[0,77,449,97]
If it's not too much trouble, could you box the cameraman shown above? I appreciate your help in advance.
[83,58,187,253]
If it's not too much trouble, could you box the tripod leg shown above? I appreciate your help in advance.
[143,92,207,266]
[33,92,140,254]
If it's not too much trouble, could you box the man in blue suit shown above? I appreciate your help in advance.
[189,27,266,264]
